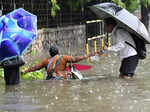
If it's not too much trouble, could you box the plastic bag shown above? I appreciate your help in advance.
[90,53,99,61]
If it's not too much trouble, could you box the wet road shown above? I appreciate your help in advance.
[0,47,150,112]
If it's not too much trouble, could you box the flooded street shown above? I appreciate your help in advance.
[1,47,150,112]
[1,0,150,112]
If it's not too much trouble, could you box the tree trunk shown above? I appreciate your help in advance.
[141,3,149,30]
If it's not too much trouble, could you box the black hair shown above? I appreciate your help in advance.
[49,45,59,57]
[104,17,117,27]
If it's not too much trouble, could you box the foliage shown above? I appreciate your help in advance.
[49,0,60,17]
[0,68,44,80]
[122,0,140,13]
[140,0,149,7]
[112,0,126,8]
[0,68,4,79]
[67,0,85,11]
[0,60,44,80]
[66,0,104,11]
[21,70,44,80]
[148,0,150,4]
[48,0,150,16]
[20,61,44,80]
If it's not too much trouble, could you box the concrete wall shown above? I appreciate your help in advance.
[24,25,86,62]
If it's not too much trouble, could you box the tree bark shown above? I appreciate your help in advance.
[141,3,149,30]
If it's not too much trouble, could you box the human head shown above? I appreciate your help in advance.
[49,45,59,57]
[104,17,117,33]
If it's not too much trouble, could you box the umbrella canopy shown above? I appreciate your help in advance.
[0,8,37,62]
[89,2,150,44]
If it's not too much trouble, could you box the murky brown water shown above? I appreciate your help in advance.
[1,46,150,112]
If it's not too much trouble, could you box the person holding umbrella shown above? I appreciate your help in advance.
[103,17,139,79]
[90,2,150,79]
[0,8,37,85]
[0,56,25,85]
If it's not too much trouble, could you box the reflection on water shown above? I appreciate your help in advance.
[1,78,150,112]
[1,47,150,112]
[0,85,42,112]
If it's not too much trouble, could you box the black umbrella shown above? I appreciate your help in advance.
[89,2,150,44]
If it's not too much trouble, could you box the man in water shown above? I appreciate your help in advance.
[102,17,139,79]
[24,45,96,80]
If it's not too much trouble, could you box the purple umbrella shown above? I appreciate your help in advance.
[0,8,37,62]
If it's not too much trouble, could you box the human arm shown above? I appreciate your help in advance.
[71,52,96,63]
[104,41,125,52]
[24,58,46,73]
[104,28,127,52]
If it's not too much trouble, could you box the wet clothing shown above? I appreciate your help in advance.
[2,56,25,85]
[4,67,20,85]
[107,26,139,76]
[119,55,139,77]
[27,55,72,79]
[108,26,137,59]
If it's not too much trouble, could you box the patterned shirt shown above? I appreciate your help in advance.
[27,55,72,78]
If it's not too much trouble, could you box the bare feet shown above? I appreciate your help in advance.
[119,74,132,80]
[122,75,132,80]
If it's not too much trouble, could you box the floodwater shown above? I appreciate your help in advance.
[1,47,150,112]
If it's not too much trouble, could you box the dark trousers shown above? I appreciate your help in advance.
[120,55,139,77]
[4,67,20,85]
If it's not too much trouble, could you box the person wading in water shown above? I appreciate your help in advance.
[24,45,97,80]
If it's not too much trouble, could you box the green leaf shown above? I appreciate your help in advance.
[148,0,150,5]
[112,0,126,8]
[35,59,39,64]
[50,0,60,17]
[0,68,4,78]
[140,0,148,7]
[51,8,56,17]
[55,4,60,10]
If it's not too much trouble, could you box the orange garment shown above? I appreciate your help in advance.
[29,55,72,78]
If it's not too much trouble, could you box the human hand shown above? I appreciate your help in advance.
[22,69,28,74]
[96,51,104,56]
[103,46,108,51]
[89,52,96,57]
